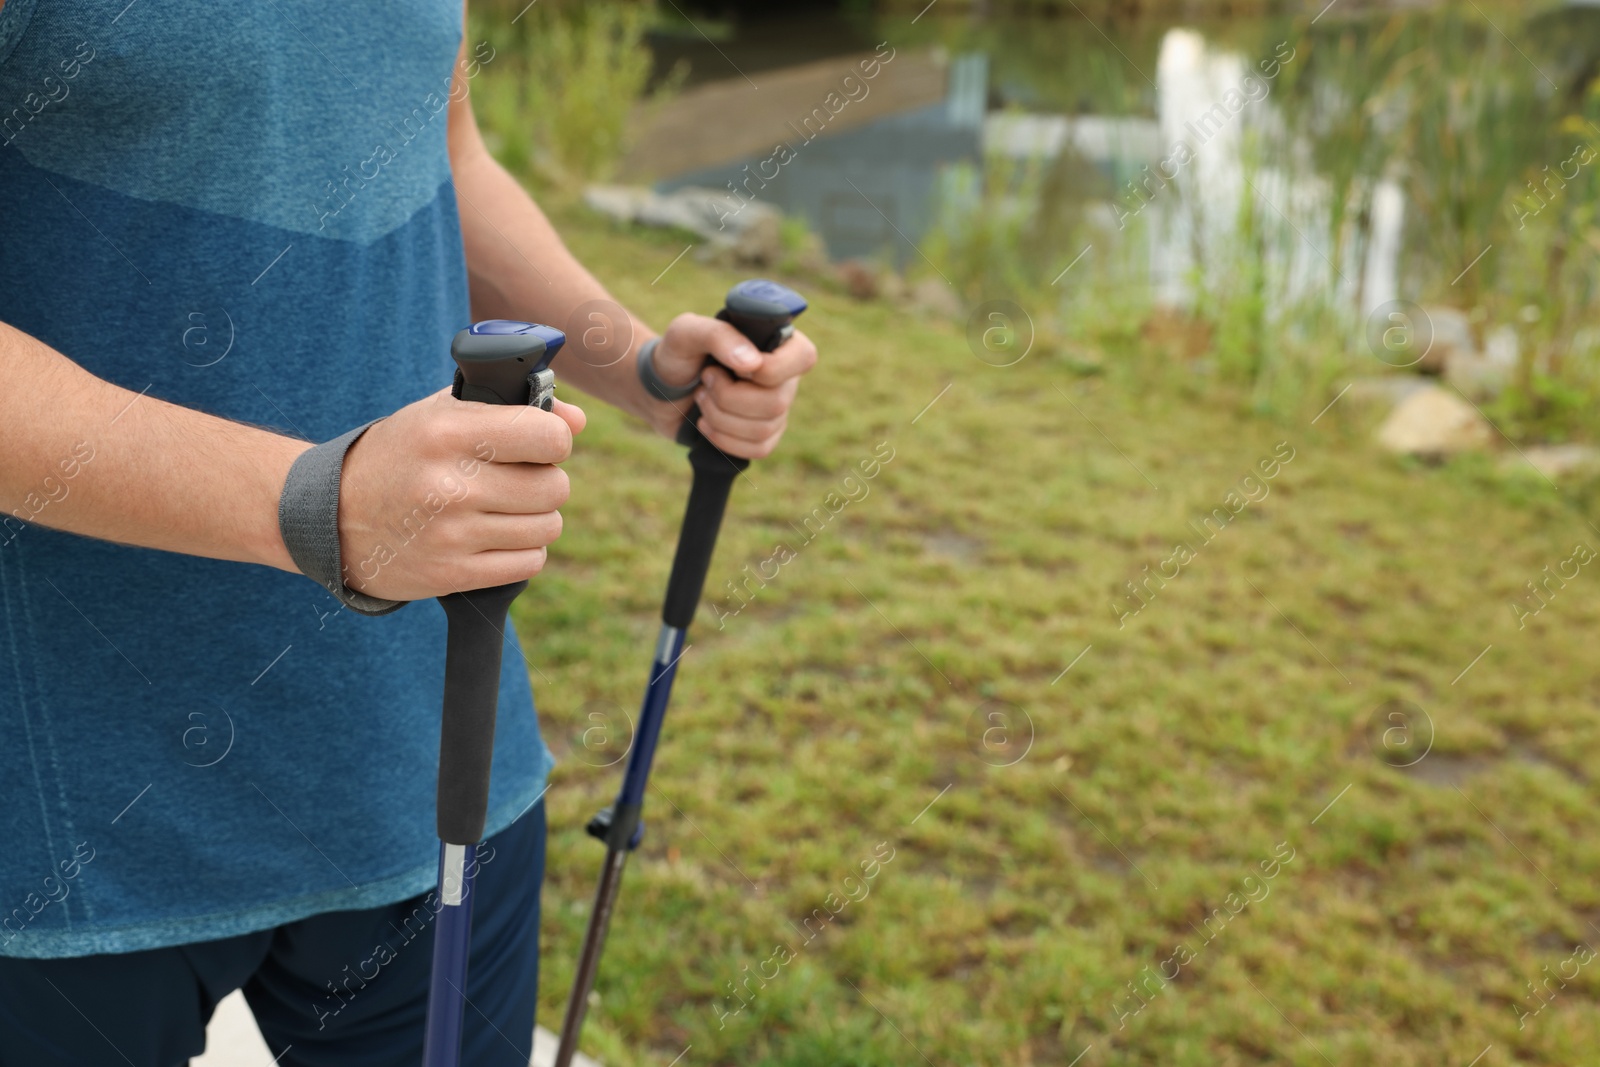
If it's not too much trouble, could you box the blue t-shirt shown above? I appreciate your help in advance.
[0,0,552,958]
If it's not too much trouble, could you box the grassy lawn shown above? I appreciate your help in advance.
[513,205,1600,1067]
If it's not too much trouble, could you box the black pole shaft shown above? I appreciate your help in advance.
[554,848,629,1067]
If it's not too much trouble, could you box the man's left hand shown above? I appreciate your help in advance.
[649,313,818,459]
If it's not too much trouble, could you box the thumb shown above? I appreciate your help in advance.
[550,397,586,436]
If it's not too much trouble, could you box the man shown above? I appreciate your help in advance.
[0,2,815,1064]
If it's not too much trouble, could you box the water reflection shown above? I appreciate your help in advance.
[631,6,1600,430]
[656,52,987,263]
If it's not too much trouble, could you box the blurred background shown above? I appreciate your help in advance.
[471,1,1600,1063]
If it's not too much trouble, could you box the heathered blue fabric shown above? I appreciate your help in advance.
[0,2,552,958]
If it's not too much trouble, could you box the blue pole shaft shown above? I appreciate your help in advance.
[618,626,685,809]
[551,625,685,1067]
[421,842,477,1067]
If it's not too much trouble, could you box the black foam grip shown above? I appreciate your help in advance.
[662,446,749,628]
[437,580,526,844]
[661,303,791,623]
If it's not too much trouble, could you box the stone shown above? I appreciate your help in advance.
[1502,444,1600,480]
[910,277,962,319]
[1417,305,1473,376]
[1446,324,1519,398]
[583,184,784,264]
[1344,376,1430,409]
[835,259,881,301]
[729,210,783,266]
[1376,385,1493,457]
[1141,307,1213,361]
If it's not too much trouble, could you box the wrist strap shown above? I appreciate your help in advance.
[279,420,407,617]
[637,336,699,402]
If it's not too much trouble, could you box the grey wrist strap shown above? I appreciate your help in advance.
[637,336,699,402]
[278,420,407,617]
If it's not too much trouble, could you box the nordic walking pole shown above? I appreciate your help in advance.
[422,320,566,1067]
[554,280,807,1066]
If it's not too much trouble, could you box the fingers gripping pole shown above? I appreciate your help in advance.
[423,320,564,1067]
[555,281,806,1067]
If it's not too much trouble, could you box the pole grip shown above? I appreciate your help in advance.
[661,450,746,628]
[661,280,806,626]
[451,320,564,408]
[436,583,525,844]
[435,320,564,845]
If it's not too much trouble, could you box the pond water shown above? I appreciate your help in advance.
[646,4,1600,376]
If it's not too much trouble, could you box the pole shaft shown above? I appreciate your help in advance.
[554,848,629,1067]
[554,282,804,1063]
[422,843,478,1066]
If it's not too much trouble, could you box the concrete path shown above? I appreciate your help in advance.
[194,989,601,1067]
[622,48,948,179]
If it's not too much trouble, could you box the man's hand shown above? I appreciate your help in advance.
[649,313,818,459]
[338,388,586,601]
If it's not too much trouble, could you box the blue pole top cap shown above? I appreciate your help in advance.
[726,279,808,319]
[452,320,566,373]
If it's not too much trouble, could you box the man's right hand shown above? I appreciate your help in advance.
[338,387,586,602]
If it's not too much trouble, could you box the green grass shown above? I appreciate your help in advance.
[514,206,1600,1066]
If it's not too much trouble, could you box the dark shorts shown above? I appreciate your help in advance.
[0,804,545,1067]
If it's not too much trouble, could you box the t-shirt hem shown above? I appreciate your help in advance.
[0,746,553,960]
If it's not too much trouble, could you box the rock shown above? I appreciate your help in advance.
[1416,305,1473,376]
[1486,324,1520,368]
[1446,324,1519,398]
[729,210,783,266]
[1344,376,1431,409]
[583,184,784,264]
[835,259,881,301]
[1502,444,1600,480]
[1446,355,1512,397]
[1141,307,1213,361]
[910,277,962,319]
[1376,385,1493,457]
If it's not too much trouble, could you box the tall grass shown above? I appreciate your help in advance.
[470,1,674,194]
[918,4,1600,435]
